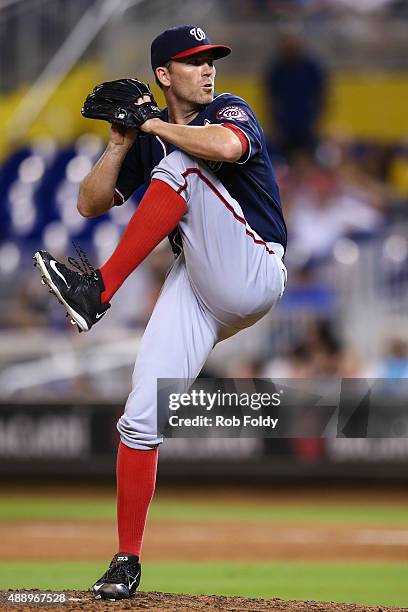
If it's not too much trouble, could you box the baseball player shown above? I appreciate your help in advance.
[34,25,287,600]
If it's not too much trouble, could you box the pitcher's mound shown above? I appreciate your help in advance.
[2,591,406,611]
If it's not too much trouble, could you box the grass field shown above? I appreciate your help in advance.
[1,496,408,524]
[0,561,407,607]
[1,494,407,608]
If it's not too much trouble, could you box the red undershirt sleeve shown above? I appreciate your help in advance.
[222,123,250,159]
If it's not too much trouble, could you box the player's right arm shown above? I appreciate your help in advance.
[77,125,137,217]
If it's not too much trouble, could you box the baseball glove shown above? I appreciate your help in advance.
[81,78,162,128]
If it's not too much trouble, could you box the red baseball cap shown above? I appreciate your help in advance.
[151,25,231,72]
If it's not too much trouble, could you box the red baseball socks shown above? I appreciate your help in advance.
[116,441,158,556]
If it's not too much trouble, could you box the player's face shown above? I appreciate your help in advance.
[167,52,216,107]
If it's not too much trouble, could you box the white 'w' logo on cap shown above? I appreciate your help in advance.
[190,27,205,41]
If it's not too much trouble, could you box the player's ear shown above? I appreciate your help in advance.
[155,65,171,89]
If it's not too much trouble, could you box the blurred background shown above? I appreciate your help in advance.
[0,0,408,607]
[0,0,407,475]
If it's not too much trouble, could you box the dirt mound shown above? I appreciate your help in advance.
[1,591,407,612]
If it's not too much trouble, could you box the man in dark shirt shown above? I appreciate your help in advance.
[267,32,327,157]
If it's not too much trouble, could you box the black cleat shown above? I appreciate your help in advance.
[33,249,110,332]
[92,553,141,600]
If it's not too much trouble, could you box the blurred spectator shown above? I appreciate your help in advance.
[279,264,337,314]
[389,145,408,200]
[262,317,362,378]
[367,338,408,378]
[224,357,266,378]
[266,32,327,158]
[284,159,384,262]
[0,273,48,330]
[261,344,313,378]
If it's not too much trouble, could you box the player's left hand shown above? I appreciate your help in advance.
[133,95,160,134]
[82,78,162,130]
